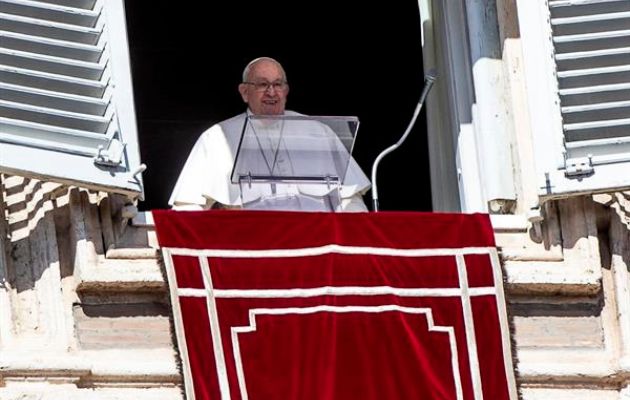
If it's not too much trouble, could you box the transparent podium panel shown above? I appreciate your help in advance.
[231,115,359,212]
[240,182,341,212]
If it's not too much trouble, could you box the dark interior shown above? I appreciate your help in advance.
[124,1,432,211]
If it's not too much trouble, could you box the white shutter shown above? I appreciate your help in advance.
[518,0,630,199]
[0,0,142,196]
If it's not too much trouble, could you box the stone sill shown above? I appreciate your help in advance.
[504,261,601,296]
[0,387,183,400]
[76,258,165,292]
[490,214,529,232]
[0,349,180,386]
[516,348,628,387]
[106,247,159,259]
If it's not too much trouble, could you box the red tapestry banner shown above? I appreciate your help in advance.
[153,210,518,400]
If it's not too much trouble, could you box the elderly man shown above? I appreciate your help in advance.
[169,57,370,211]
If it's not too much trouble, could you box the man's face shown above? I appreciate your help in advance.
[238,60,289,115]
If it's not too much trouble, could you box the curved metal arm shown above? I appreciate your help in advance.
[370,70,437,211]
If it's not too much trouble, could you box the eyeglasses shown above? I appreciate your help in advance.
[244,80,287,92]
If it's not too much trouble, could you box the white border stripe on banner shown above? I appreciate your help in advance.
[166,243,518,399]
[231,306,464,400]
[162,249,196,400]
[490,250,519,400]
[456,254,484,400]
[178,286,496,298]
[199,256,231,400]
[166,245,495,258]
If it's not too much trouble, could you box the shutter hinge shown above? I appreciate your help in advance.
[94,138,126,167]
[564,155,594,178]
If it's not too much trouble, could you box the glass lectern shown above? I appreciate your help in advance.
[231,115,359,211]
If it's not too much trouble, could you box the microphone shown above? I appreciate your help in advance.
[370,70,437,212]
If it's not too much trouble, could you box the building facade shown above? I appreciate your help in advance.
[1,0,629,398]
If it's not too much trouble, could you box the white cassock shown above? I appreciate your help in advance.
[168,111,371,211]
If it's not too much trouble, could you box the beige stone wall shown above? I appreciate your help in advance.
[495,196,630,399]
[0,175,182,399]
[2,174,629,399]
[491,3,630,397]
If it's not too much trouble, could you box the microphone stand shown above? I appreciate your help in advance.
[370,70,437,212]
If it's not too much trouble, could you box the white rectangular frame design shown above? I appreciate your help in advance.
[162,245,518,400]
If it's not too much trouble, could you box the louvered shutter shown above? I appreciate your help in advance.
[0,0,142,196]
[518,0,630,199]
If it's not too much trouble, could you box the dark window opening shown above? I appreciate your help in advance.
[124,1,432,212]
